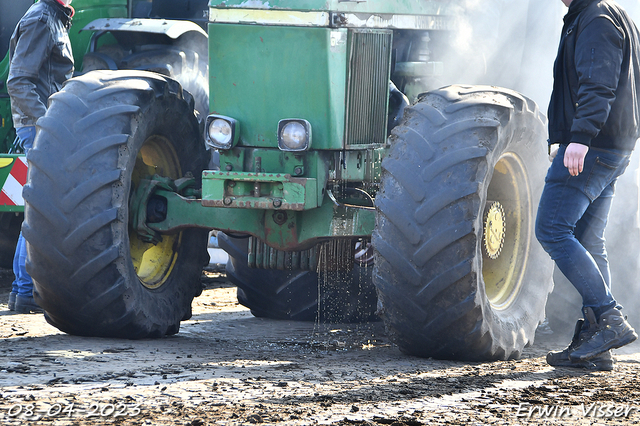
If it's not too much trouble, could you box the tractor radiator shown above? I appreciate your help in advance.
[247,237,354,272]
[345,29,393,147]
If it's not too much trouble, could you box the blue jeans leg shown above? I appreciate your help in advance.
[12,232,33,296]
[11,126,35,297]
[574,183,613,292]
[536,146,630,320]
[11,233,22,295]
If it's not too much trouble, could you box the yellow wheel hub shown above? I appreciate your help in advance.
[483,202,505,260]
[482,153,532,309]
[129,136,182,290]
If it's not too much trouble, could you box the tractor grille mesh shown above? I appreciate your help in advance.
[345,30,392,146]
[248,237,318,271]
[247,237,354,272]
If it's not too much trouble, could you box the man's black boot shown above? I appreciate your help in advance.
[546,318,613,371]
[570,307,638,362]
[14,295,43,314]
[8,292,17,311]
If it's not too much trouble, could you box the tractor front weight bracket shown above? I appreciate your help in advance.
[132,170,376,251]
[130,174,198,244]
[141,188,376,252]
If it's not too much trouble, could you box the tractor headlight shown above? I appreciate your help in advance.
[278,119,312,152]
[205,115,239,150]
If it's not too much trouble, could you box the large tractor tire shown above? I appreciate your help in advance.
[218,233,378,323]
[82,43,209,118]
[23,70,209,338]
[373,85,554,361]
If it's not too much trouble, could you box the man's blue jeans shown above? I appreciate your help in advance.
[11,126,35,297]
[535,145,631,320]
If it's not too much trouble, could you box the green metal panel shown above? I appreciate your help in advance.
[0,99,14,153]
[0,48,13,151]
[217,148,330,207]
[202,171,319,210]
[209,24,348,150]
[0,1,31,152]
[0,206,21,213]
[0,51,8,85]
[209,0,458,15]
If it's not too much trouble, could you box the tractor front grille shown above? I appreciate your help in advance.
[247,237,355,272]
[248,237,318,271]
[345,30,393,147]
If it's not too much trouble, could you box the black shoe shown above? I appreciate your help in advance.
[8,292,17,311]
[14,294,43,314]
[546,318,614,371]
[569,307,638,362]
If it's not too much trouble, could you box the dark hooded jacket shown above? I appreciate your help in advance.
[7,0,74,128]
[548,0,640,151]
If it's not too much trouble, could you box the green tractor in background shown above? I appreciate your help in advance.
[0,0,209,266]
[12,0,561,361]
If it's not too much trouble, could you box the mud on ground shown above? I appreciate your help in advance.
[1,268,640,425]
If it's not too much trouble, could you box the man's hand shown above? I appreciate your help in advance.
[563,143,589,176]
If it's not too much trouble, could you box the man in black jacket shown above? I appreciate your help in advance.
[6,0,74,313]
[536,0,640,370]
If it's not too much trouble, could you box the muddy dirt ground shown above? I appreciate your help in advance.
[1,267,640,426]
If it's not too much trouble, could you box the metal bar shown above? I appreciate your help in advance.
[149,190,375,251]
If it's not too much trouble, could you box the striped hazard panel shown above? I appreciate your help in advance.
[0,157,28,206]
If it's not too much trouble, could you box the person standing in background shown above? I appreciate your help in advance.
[536,0,640,370]
[6,0,74,313]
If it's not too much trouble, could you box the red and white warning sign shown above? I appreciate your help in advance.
[0,157,27,206]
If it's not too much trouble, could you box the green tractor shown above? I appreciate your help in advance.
[17,0,557,361]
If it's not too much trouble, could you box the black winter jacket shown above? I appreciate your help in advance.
[548,0,640,151]
[7,0,74,128]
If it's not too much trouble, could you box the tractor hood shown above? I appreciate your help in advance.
[82,18,207,39]
[208,1,461,24]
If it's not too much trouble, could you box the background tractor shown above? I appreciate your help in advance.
[0,0,209,267]
[4,0,639,361]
